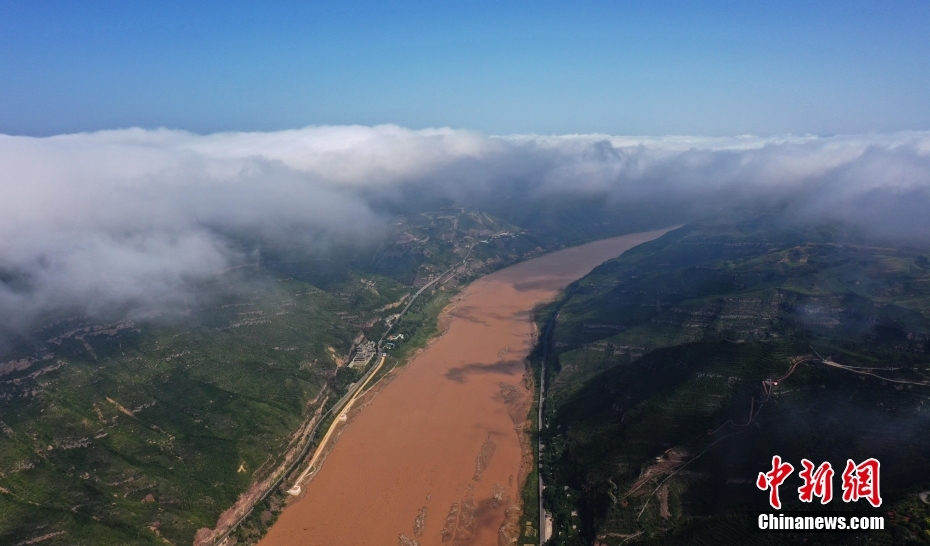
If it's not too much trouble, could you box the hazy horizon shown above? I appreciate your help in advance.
[3,1,930,370]
[3,4,930,545]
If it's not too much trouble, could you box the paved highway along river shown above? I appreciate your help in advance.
[259,228,674,546]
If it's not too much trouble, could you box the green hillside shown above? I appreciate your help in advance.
[0,207,665,545]
[538,216,930,545]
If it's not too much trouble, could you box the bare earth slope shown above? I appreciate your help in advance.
[259,229,674,546]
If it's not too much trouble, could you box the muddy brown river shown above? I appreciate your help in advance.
[259,228,673,546]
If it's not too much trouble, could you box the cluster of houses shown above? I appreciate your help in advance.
[348,330,408,370]
[348,340,377,369]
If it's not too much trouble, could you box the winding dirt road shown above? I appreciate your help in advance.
[258,228,674,546]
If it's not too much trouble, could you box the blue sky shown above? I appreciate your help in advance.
[2,1,929,136]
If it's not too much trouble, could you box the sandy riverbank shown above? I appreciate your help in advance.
[258,228,675,546]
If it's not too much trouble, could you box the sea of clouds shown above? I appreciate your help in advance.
[2,125,929,339]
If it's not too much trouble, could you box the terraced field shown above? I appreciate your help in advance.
[537,217,930,545]
[0,269,411,545]
[0,206,669,545]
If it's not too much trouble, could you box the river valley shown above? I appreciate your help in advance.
[258,228,674,546]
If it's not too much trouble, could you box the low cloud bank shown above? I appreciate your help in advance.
[2,125,929,338]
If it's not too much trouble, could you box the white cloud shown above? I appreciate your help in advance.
[2,125,929,336]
